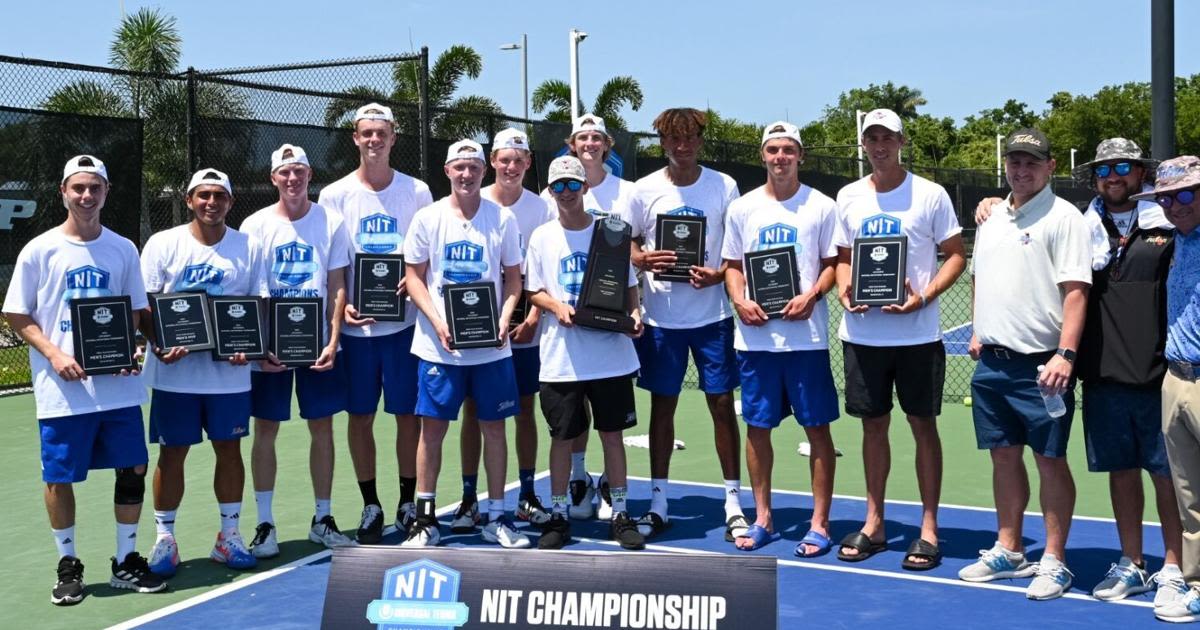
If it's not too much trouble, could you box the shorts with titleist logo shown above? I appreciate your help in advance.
[416,358,519,421]
[539,372,638,440]
[150,390,251,446]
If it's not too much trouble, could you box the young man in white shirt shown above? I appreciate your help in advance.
[401,140,528,549]
[628,107,746,540]
[455,128,558,533]
[722,124,840,553]
[526,155,645,550]
[317,104,433,544]
[142,169,259,577]
[240,144,355,557]
[833,109,966,570]
[3,155,165,605]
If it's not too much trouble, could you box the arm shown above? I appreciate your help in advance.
[782,255,837,321]
[497,263,522,347]
[724,259,768,326]
[835,247,869,314]
[529,289,573,327]
[1038,281,1088,394]
[313,266,346,371]
[881,233,968,315]
[5,312,86,381]
[406,260,452,352]
[626,284,643,339]
[968,275,982,360]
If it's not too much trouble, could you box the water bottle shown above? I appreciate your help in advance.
[1036,365,1067,418]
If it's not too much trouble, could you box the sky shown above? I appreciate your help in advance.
[6,0,1199,133]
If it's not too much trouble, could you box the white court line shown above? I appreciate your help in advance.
[108,474,546,630]
[942,321,973,336]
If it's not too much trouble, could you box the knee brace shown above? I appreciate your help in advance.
[114,467,146,505]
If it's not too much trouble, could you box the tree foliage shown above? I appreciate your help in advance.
[530,76,644,130]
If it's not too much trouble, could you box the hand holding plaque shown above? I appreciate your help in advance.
[574,216,636,333]
[70,295,139,376]
[743,247,800,320]
[442,282,502,350]
[850,236,908,307]
[653,214,706,283]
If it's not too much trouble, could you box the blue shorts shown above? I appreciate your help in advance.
[40,405,148,483]
[635,318,739,396]
[736,350,840,429]
[1082,380,1170,476]
[149,390,251,446]
[511,346,541,397]
[970,349,1075,458]
[251,352,348,421]
[342,328,420,416]
[416,358,519,421]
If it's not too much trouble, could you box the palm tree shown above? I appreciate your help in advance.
[873,82,927,119]
[531,76,644,130]
[323,44,503,139]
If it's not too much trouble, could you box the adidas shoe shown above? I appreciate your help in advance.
[611,512,646,550]
[538,513,571,550]
[395,502,417,537]
[1154,565,1189,609]
[1157,586,1200,623]
[516,494,552,526]
[249,522,279,559]
[1027,553,1073,600]
[596,475,613,521]
[356,504,384,545]
[1092,556,1151,601]
[402,518,441,547]
[211,530,257,570]
[148,532,180,578]
[450,500,480,534]
[309,515,356,548]
[958,542,1036,582]
[110,552,168,593]
[51,556,85,606]
[568,475,596,520]
[483,516,531,549]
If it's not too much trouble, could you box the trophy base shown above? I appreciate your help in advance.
[574,307,636,333]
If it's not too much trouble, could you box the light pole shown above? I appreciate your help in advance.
[1070,148,1077,171]
[500,34,528,131]
[569,29,587,121]
[855,110,865,178]
[996,134,1004,188]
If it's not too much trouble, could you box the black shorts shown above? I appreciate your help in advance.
[539,372,638,440]
[842,340,945,418]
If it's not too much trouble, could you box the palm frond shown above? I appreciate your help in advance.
[41,81,131,118]
[323,86,389,127]
[428,45,484,108]
[109,7,181,74]
[592,76,643,130]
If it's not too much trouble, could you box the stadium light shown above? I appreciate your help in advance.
[569,29,588,121]
[500,34,529,128]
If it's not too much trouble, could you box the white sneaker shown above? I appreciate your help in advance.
[568,475,596,520]
[958,542,1036,582]
[596,474,613,521]
[1092,556,1151,601]
[308,515,357,548]
[401,519,441,547]
[1027,553,1074,601]
[249,522,279,559]
[450,501,480,533]
[1154,565,1189,609]
[1157,586,1200,623]
[147,533,179,578]
[482,516,531,549]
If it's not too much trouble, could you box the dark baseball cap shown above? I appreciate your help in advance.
[1004,128,1052,161]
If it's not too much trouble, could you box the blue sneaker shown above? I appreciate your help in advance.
[148,533,179,578]
[958,541,1035,582]
[211,530,257,570]
[1092,556,1151,601]
[1157,586,1200,623]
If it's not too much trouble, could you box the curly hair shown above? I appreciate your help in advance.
[652,108,707,137]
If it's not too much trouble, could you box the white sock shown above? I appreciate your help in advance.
[650,478,669,517]
[1162,563,1183,575]
[488,499,503,522]
[154,509,176,536]
[610,486,628,514]
[116,522,138,564]
[315,498,331,521]
[52,526,76,558]
[723,480,743,515]
[570,452,587,481]
[219,502,241,534]
[255,490,274,525]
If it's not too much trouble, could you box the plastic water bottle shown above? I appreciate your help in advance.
[1036,365,1067,418]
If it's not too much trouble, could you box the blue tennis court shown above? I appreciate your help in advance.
[943,322,973,356]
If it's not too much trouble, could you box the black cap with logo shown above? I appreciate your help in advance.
[1004,128,1052,160]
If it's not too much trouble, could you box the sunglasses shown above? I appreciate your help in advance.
[1156,188,1197,210]
[1093,162,1133,178]
[549,180,584,193]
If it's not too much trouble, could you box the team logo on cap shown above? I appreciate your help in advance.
[769,124,787,134]
[1010,134,1043,147]
[91,306,114,325]
[287,306,307,323]
[170,299,190,313]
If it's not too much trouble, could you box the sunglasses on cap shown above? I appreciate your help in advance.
[1156,188,1198,210]
[1094,162,1133,178]
[549,180,584,194]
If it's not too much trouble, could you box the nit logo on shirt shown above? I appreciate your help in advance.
[755,222,804,254]
[272,242,318,287]
[558,251,588,305]
[442,240,487,283]
[62,265,112,300]
[666,206,704,217]
[178,264,226,295]
[358,213,402,254]
[860,213,901,237]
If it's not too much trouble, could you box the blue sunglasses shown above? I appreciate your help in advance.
[1156,188,1197,210]
[1093,162,1133,178]
[549,179,584,193]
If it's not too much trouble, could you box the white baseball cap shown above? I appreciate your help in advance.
[187,168,233,195]
[353,102,394,124]
[571,114,609,138]
[492,128,530,152]
[547,155,586,184]
[446,139,485,164]
[271,144,310,172]
[761,121,803,148]
[62,155,108,184]
[861,108,903,135]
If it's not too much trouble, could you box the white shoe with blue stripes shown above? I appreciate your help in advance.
[1027,553,1073,600]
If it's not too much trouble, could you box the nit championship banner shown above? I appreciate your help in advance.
[321,546,777,629]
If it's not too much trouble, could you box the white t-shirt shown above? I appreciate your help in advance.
[3,227,149,418]
[140,225,261,394]
[540,172,638,220]
[485,186,557,349]
[1082,188,1172,270]
[627,167,738,329]
[834,172,962,346]
[403,197,523,366]
[239,202,351,362]
[318,170,432,338]
[972,185,1093,354]
[526,218,640,381]
[722,185,839,352]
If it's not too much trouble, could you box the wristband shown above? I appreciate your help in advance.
[919,293,928,309]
